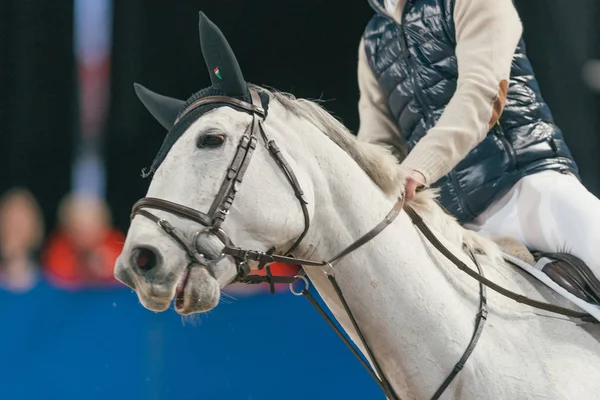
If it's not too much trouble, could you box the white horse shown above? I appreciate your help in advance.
[115,12,600,400]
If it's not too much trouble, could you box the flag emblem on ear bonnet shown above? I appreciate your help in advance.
[134,11,248,133]
[133,11,270,175]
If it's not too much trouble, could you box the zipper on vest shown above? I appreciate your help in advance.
[372,3,431,123]
[374,1,433,125]
[398,26,435,126]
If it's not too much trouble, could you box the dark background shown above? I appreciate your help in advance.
[2,0,599,233]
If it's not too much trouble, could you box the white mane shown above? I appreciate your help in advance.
[254,85,502,264]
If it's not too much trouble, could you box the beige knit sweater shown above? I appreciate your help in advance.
[357,0,523,186]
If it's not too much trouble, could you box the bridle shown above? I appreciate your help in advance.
[131,89,310,280]
[130,88,594,400]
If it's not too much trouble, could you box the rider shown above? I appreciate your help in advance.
[357,0,600,281]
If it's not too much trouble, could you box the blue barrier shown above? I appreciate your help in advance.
[0,281,381,399]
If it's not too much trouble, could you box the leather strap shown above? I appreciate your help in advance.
[208,132,258,229]
[431,248,487,399]
[133,209,207,265]
[325,273,399,399]
[174,95,265,125]
[258,121,310,255]
[221,197,405,267]
[301,288,390,392]
[131,197,212,227]
[208,91,264,228]
[328,197,404,265]
[404,205,592,320]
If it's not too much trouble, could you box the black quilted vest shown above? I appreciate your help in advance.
[362,0,579,223]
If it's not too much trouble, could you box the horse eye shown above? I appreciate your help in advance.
[197,134,226,148]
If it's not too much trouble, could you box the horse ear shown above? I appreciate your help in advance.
[198,12,247,97]
[134,83,185,131]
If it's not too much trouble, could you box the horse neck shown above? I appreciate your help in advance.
[290,121,483,397]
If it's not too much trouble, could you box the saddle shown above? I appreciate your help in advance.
[533,251,600,307]
[493,236,600,307]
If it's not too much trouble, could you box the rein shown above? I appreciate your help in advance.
[130,88,593,400]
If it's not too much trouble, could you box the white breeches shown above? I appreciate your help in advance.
[464,170,600,280]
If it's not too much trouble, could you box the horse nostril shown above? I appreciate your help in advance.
[131,246,159,271]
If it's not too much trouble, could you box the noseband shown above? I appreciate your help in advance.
[131,89,310,279]
[129,88,593,400]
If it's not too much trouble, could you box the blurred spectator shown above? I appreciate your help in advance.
[0,188,44,293]
[42,192,124,289]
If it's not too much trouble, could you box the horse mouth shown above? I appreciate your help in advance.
[175,267,191,310]
[173,265,220,315]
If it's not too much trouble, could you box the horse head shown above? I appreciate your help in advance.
[114,12,315,315]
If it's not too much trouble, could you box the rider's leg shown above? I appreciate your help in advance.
[463,170,600,280]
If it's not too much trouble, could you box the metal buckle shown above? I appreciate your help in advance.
[157,219,173,233]
[237,260,251,277]
[289,275,309,296]
[192,227,231,263]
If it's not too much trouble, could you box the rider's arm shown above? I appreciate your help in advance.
[400,0,523,185]
[356,37,407,162]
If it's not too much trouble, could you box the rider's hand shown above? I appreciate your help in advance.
[404,170,426,201]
